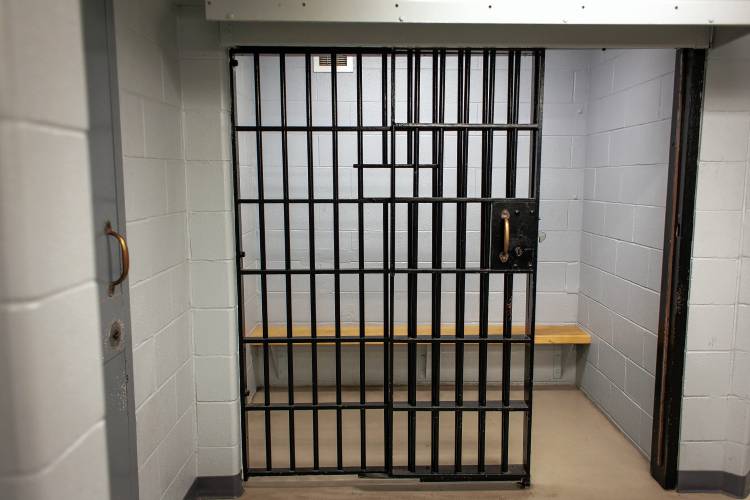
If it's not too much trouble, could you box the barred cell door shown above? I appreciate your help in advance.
[230,47,544,486]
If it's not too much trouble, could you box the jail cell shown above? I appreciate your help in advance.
[231,47,544,484]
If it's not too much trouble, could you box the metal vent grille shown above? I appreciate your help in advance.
[313,54,354,72]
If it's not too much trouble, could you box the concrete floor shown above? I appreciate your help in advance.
[240,387,723,499]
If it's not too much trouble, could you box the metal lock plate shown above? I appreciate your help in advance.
[489,199,539,271]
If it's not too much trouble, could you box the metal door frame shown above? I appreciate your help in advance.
[650,48,706,490]
[82,0,140,497]
[229,46,545,485]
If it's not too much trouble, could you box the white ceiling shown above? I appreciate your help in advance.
[206,0,750,25]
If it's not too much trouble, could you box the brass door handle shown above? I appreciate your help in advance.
[499,209,510,263]
[105,221,129,296]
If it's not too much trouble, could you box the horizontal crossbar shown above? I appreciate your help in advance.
[243,323,591,345]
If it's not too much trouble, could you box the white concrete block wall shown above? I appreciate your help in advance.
[679,33,750,480]
[0,1,109,498]
[577,48,675,456]
[113,0,196,498]
[178,6,243,479]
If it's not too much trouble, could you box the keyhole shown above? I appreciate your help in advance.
[110,321,123,347]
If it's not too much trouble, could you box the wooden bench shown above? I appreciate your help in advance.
[244,323,591,345]
[243,323,590,385]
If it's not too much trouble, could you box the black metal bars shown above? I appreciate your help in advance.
[501,49,521,473]
[229,47,545,484]
[522,49,546,486]
[430,47,447,474]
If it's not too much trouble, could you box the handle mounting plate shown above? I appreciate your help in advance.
[489,199,538,271]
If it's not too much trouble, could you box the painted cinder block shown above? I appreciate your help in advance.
[696,161,747,211]
[686,305,735,351]
[193,308,237,356]
[681,397,727,442]
[578,48,675,457]
[197,445,242,477]
[683,352,732,397]
[689,258,740,305]
[195,355,239,403]
[692,212,742,259]
[197,401,240,447]
[699,112,750,162]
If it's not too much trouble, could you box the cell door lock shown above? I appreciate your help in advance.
[490,200,539,270]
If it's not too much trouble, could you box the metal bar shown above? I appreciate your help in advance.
[235,123,538,132]
[237,196,532,204]
[356,52,367,471]
[278,53,297,472]
[241,267,534,276]
[477,48,489,474]
[382,51,391,476]
[228,56,250,480]
[247,403,388,411]
[245,335,389,344]
[247,467,387,477]
[406,48,417,473]
[245,465,524,480]
[304,52,321,471]
[395,122,537,131]
[392,335,530,344]
[477,48,496,473]
[390,464,527,482]
[501,49,521,473]
[243,335,532,344]
[330,49,344,471]
[522,49,545,487]
[238,125,389,132]
[393,401,528,411]
[251,52,273,472]
[352,163,438,169]
[245,399,528,412]
[229,47,533,55]
[453,49,470,473]
[429,47,446,474]
[387,49,397,475]
[245,465,526,480]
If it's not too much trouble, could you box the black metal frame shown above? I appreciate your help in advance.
[229,46,545,485]
[650,48,706,490]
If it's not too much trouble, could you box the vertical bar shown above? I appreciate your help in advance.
[477,48,496,473]
[388,49,397,474]
[252,52,273,471]
[454,49,470,472]
[356,52,367,471]
[228,54,250,479]
[330,50,344,471]
[406,49,417,473]
[304,53,321,471]
[501,49,521,473]
[382,51,392,474]
[279,54,296,472]
[430,48,446,474]
[523,49,545,485]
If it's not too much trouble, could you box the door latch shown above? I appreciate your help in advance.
[490,200,538,270]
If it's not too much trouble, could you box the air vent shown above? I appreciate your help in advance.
[313,54,354,73]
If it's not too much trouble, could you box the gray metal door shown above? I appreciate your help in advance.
[83,0,139,498]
